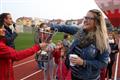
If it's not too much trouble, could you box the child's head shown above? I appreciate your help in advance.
[39,23,48,28]
[56,40,63,49]
[63,33,70,40]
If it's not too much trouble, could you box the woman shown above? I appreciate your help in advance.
[47,9,110,80]
[105,32,119,80]
[0,22,47,80]
[0,13,18,49]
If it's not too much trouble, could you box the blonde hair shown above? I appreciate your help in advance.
[89,9,108,53]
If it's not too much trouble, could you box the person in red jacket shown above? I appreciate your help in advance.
[53,40,65,79]
[0,21,47,80]
[53,40,64,65]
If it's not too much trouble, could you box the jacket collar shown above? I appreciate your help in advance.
[0,37,6,43]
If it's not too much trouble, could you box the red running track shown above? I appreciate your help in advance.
[13,53,120,80]
[13,55,44,80]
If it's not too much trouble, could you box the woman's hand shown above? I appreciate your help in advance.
[39,42,47,49]
[70,56,84,66]
[44,27,51,32]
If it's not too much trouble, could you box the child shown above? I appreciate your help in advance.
[53,40,66,79]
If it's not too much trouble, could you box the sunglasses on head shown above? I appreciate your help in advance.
[89,9,101,17]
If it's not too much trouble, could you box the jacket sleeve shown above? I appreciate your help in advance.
[0,43,40,61]
[85,49,109,69]
[49,23,79,35]
[0,43,10,58]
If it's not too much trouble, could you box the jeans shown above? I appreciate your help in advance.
[38,61,44,69]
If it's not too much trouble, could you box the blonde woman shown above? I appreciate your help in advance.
[47,9,110,80]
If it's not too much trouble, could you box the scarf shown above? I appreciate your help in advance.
[74,28,96,48]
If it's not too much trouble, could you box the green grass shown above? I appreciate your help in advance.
[15,32,64,50]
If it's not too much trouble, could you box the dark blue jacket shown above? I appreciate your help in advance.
[50,24,109,80]
[4,26,17,48]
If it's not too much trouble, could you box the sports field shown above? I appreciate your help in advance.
[15,32,64,50]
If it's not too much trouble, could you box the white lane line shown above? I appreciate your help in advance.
[114,52,119,80]
[13,59,35,68]
[20,70,42,80]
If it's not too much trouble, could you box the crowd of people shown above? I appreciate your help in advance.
[0,9,120,80]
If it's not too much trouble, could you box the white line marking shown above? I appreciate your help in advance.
[20,70,42,80]
[114,52,119,80]
[13,59,35,68]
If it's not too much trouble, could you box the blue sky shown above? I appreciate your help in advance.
[0,0,102,21]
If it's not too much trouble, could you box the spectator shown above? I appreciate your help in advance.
[34,23,48,69]
[42,39,56,80]
[0,13,18,48]
[53,40,66,80]
[53,40,64,65]
[105,32,119,80]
